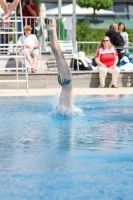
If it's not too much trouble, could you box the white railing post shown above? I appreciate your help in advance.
[58,0,62,40]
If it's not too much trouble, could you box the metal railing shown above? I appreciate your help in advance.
[0,17,66,53]
[1,16,133,55]
[0,6,29,91]
[1,16,133,73]
[77,42,100,57]
[77,42,133,56]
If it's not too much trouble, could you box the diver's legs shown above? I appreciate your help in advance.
[48,19,72,80]
[48,19,74,107]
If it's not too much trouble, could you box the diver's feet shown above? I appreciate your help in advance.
[50,18,56,28]
[47,19,56,33]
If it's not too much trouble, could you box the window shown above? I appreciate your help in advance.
[128,3,133,20]
[114,3,127,13]
[44,3,69,10]
[128,3,133,13]
[44,3,57,10]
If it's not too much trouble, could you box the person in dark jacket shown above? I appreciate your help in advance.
[105,23,124,63]
[105,23,118,46]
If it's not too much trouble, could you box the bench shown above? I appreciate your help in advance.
[58,40,73,54]
[46,40,76,70]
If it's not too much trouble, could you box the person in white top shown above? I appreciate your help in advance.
[118,22,129,53]
[17,25,40,73]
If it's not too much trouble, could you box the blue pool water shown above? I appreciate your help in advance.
[0,95,133,200]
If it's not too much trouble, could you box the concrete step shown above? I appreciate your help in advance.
[0,71,132,89]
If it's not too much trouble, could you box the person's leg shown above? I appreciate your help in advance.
[32,52,38,72]
[108,66,120,87]
[25,51,34,71]
[48,19,72,80]
[0,0,8,15]
[97,66,108,87]
[48,19,74,107]
[2,0,20,20]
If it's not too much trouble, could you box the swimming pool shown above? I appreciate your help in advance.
[0,95,133,200]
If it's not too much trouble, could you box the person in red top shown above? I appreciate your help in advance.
[17,0,38,34]
[95,36,120,88]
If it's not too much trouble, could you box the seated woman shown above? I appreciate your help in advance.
[17,25,39,73]
[47,19,74,108]
[95,36,120,88]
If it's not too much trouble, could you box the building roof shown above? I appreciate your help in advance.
[46,4,115,16]
[41,0,132,2]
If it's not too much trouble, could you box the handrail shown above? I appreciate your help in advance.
[116,42,133,50]
[0,2,29,92]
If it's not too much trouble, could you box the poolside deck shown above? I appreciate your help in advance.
[0,88,133,97]
[0,54,133,90]
[0,70,133,89]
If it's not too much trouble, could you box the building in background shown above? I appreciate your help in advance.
[40,0,133,21]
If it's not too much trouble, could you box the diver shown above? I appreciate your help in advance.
[47,19,74,108]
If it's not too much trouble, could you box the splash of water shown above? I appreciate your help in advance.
[51,93,84,116]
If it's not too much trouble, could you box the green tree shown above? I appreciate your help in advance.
[77,0,113,21]
[76,19,133,56]
[33,0,40,8]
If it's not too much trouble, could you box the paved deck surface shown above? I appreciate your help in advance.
[0,88,133,96]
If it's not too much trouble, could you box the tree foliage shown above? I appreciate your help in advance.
[76,19,133,55]
[77,0,113,20]
[76,19,133,43]
[33,0,40,8]
[76,19,106,42]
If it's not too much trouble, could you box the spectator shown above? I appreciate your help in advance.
[118,22,129,53]
[105,23,125,62]
[17,0,38,35]
[95,36,120,88]
[105,23,118,46]
[17,25,40,73]
[0,0,20,21]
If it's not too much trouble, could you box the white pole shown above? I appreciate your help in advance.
[40,3,47,52]
[58,0,62,40]
[72,0,76,53]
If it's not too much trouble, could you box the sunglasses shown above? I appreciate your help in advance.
[103,40,109,42]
